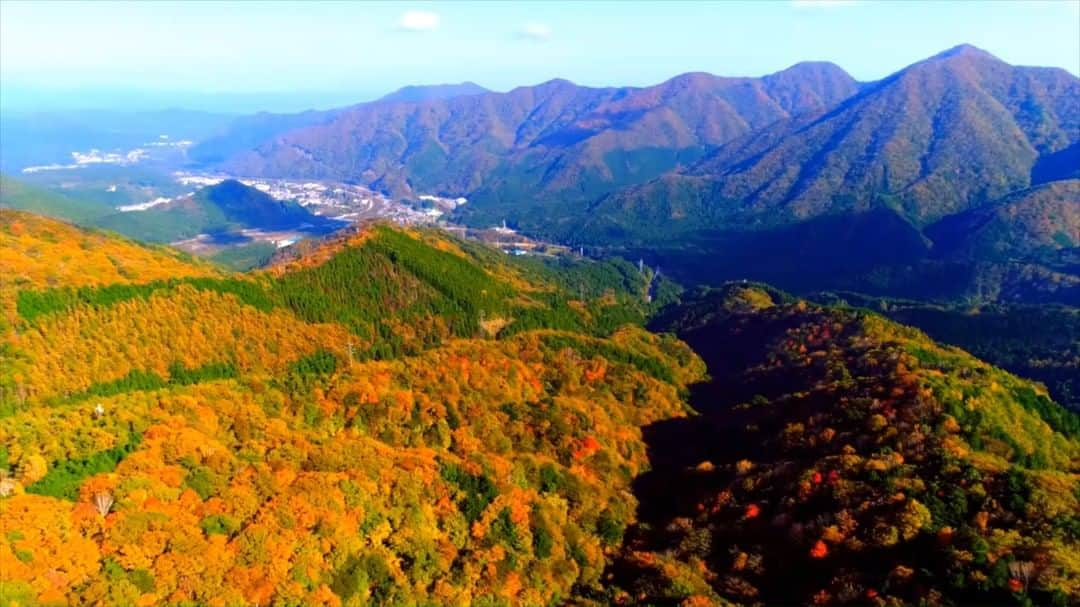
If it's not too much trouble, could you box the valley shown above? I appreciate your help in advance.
[10,45,1074,305]
[2,166,484,269]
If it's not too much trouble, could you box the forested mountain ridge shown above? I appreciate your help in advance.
[612,284,1080,606]
[2,212,1077,606]
[0,209,222,321]
[0,210,704,606]
[188,84,493,166]
[564,47,1079,304]
[584,45,1079,240]
[187,109,346,166]
[198,45,1076,252]
[813,292,1080,412]
[377,82,491,103]
[0,210,666,407]
[212,62,859,204]
[926,179,1079,271]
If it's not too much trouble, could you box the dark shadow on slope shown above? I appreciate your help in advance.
[610,208,931,293]
[608,294,1052,606]
[622,305,815,547]
[1031,142,1080,185]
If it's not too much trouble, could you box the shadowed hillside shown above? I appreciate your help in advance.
[610,284,1079,606]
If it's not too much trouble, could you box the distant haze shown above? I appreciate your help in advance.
[0,86,383,115]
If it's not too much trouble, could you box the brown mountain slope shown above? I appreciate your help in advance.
[220,63,858,201]
[927,179,1080,266]
[581,45,1080,240]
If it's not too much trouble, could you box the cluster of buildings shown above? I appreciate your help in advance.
[155,172,561,258]
[169,172,460,227]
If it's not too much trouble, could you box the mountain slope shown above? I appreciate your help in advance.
[563,47,1080,304]
[612,284,1080,606]
[585,45,1079,241]
[2,213,1077,606]
[0,210,702,606]
[188,108,345,166]
[0,175,117,224]
[927,179,1080,269]
[94,179,330,243]
[814,292,1080,412]
[0,209,220,308]
[217,64,859,207]
[2,213,666,406]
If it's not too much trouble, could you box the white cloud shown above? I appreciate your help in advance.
[518,22,552,41]
[398,10,440,32]
[792,0,858,8]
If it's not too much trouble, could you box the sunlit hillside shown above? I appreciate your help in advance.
[0,210,701,606]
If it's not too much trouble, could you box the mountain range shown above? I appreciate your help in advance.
[190,45,1078,304]
[209,61,860,201]
[584,45,1077,235]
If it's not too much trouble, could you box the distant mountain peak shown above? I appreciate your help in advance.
[930,43,999,62]
[773,60,850,77]
[207,178,252,195]
[532,77,579,91]
[665,71,719,83]
[378,82,490,103]
[764,61,858,94]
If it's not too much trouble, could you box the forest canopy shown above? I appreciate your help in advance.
[0,211,1076,607]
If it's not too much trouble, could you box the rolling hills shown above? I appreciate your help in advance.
[1,177,335,246]
[0,176,118,225]
[1,211,1077,606]
[94,179,333,244]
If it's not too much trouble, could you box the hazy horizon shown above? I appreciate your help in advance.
[2,0,1078,114]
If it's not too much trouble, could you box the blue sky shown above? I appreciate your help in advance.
[2,0,1078,112]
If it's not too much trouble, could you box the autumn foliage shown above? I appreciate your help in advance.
[612,285,1080,606]
[0,211,702,606]
[3,213,1076,607]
